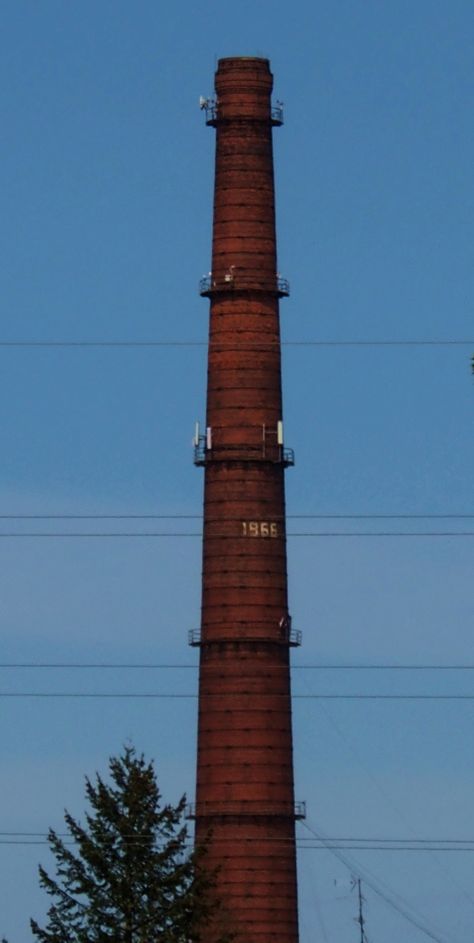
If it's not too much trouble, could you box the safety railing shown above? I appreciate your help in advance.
[188,628,301,647]
[199,274,289,298]
[186,800,305,820]
[202,100,284,127]
[202,99,217,125]
[194,441,294,468]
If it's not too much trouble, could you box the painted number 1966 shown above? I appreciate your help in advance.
[241,521,279,538]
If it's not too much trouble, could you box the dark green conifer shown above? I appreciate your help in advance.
[31,746,230,943]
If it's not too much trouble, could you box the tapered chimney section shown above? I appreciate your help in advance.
[193,57,301,943]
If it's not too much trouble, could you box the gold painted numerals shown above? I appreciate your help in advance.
[241,521,279,538]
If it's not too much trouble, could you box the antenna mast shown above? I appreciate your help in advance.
[352,876,367,943]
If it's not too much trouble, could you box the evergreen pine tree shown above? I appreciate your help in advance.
[30,746,231,943]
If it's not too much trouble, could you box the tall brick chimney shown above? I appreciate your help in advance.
[192,57,301,943]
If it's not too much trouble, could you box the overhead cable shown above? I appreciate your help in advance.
[2,839,474,852]
[0,513,471,521]
[2,831,474,843]
[0,531,472,538]
[2,662,474,670]
[2,692,474,700]
[0,339,471,348]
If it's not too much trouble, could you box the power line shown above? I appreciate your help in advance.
[0,838,474,857]
[2,663,474,670]
[0,339,471,348]
[2,692,474,700]
[2,831,474,843]
[287,514,474,520]
[302,847,474,851]
[0,513,471,520]
[0,531,472,538]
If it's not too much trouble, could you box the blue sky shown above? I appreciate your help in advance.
[1,2,473,941]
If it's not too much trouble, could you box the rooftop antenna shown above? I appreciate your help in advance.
[351,876,367,943]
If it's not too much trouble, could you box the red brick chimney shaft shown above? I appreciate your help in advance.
[194,57,299,943]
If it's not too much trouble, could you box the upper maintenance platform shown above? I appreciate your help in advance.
[201,57,284,127]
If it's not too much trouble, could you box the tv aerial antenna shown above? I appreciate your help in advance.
[351,876,368,943]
